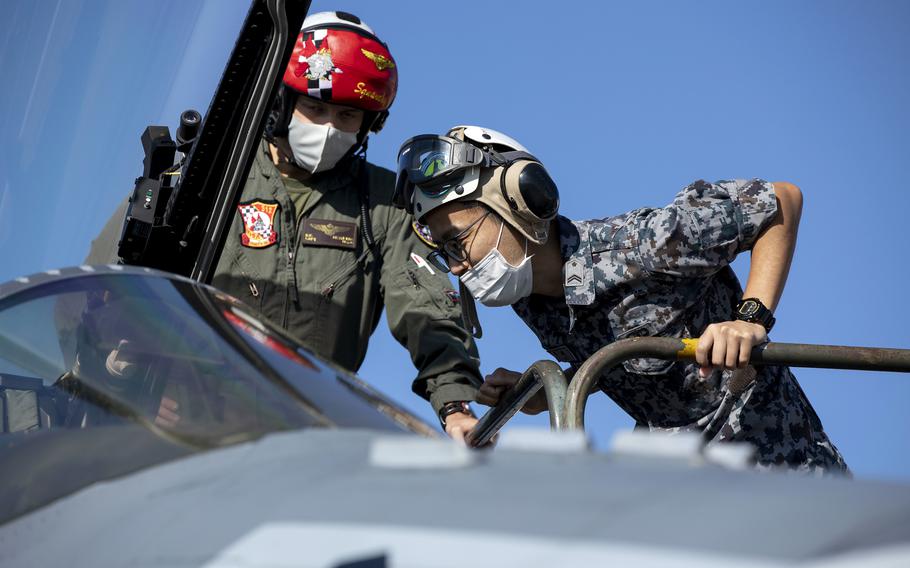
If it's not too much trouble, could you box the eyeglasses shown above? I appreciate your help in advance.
[427,211,492,273]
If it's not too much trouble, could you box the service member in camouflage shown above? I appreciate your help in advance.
[87,12,482,439]
[394,125,847,473]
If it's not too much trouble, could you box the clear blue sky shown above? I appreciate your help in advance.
[1,0,908,480]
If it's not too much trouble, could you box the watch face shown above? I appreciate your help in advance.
[739,300,760,317]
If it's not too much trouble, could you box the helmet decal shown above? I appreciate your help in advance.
[353,82,388,107]
[302,48,342,82]
[283,13,398,112]
[295,30,343,100]
[361,48,396,71]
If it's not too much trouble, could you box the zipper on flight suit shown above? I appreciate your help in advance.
[287,248,300,307]
[284,204,301,312]
[238,268,259,298]
[288,180,377,300]
[286,209,363,302]
[320,247,371,299]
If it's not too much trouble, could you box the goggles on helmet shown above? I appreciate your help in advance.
[398,135,485,183]
[393,135,483,212]
[393,134,538,214]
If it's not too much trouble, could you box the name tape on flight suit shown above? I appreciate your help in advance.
[301,219,358,249]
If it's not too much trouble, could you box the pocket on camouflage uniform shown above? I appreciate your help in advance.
[615,322,678,375]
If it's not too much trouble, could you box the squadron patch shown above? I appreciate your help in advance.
[411,221,438,249]
[238,200,279,248]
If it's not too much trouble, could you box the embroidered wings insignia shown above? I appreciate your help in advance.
[312,223,345,237]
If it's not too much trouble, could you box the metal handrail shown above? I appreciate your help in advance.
[466,360,567,448]
[565,337,910,429]
[466,338,910,443]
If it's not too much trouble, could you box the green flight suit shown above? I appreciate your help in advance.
[88,140,481,415]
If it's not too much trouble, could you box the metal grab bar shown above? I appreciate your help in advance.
[466,360,567,448]
[465,338,910,444]
[565,338,910,429]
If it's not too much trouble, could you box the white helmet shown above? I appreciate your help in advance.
[394,125,559,244]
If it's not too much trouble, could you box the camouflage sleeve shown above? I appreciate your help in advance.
[636,179,779,277]
[377,204,482,417]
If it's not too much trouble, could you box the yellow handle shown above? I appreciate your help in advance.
[677,338,699,359]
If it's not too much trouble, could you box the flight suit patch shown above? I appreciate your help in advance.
[301,218,358,249]
[238,200,279,248]
[410,252,435,275]
[444,289,460,305]
[411,221,438,249]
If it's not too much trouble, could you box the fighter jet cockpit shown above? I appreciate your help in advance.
[0,267,430,523]
[2,272,316,438]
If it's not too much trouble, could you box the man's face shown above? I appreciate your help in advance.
[293,95,364,133]
[424,202,527,276]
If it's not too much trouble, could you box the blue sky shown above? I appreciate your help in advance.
[2,0,908,480]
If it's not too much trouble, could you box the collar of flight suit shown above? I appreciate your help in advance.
[556,215,596,308]
[254,138,359,194]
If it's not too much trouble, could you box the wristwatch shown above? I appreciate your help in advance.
[438,401,473,428]
[735,298,776,332]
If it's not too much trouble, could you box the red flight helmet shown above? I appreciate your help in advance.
[276,11,397,141]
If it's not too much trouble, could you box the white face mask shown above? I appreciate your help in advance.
[286,116,358,174]
[461,221,534,307]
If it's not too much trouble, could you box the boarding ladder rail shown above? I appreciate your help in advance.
[467,338,910,448]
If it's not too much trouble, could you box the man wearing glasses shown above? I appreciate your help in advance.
[393,125,848,473]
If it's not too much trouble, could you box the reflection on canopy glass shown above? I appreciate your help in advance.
[0,270,427,524]
[0,273,323,446]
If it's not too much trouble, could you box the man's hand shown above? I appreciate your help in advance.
[696,320,768,378]
[154,396,180,428]
[476,368,548,415]
[444,411,478,444]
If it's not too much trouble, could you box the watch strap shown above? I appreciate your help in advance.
[438,400,472,428]
[735,297,776,332]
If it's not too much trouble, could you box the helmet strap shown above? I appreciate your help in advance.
[265,86,296,142]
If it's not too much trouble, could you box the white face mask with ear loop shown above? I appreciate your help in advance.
[460,220,534,307]
[286,116,358,174]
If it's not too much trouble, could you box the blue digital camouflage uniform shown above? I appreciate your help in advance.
[512,179,848,474]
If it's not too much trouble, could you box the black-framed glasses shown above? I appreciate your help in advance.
[426,211,492,273]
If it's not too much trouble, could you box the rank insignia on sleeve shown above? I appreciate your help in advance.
[565,259,585,287]
[411,221,438,249]
[238,200,280,248]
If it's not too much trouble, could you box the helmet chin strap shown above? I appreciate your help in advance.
[458,280,483,339]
